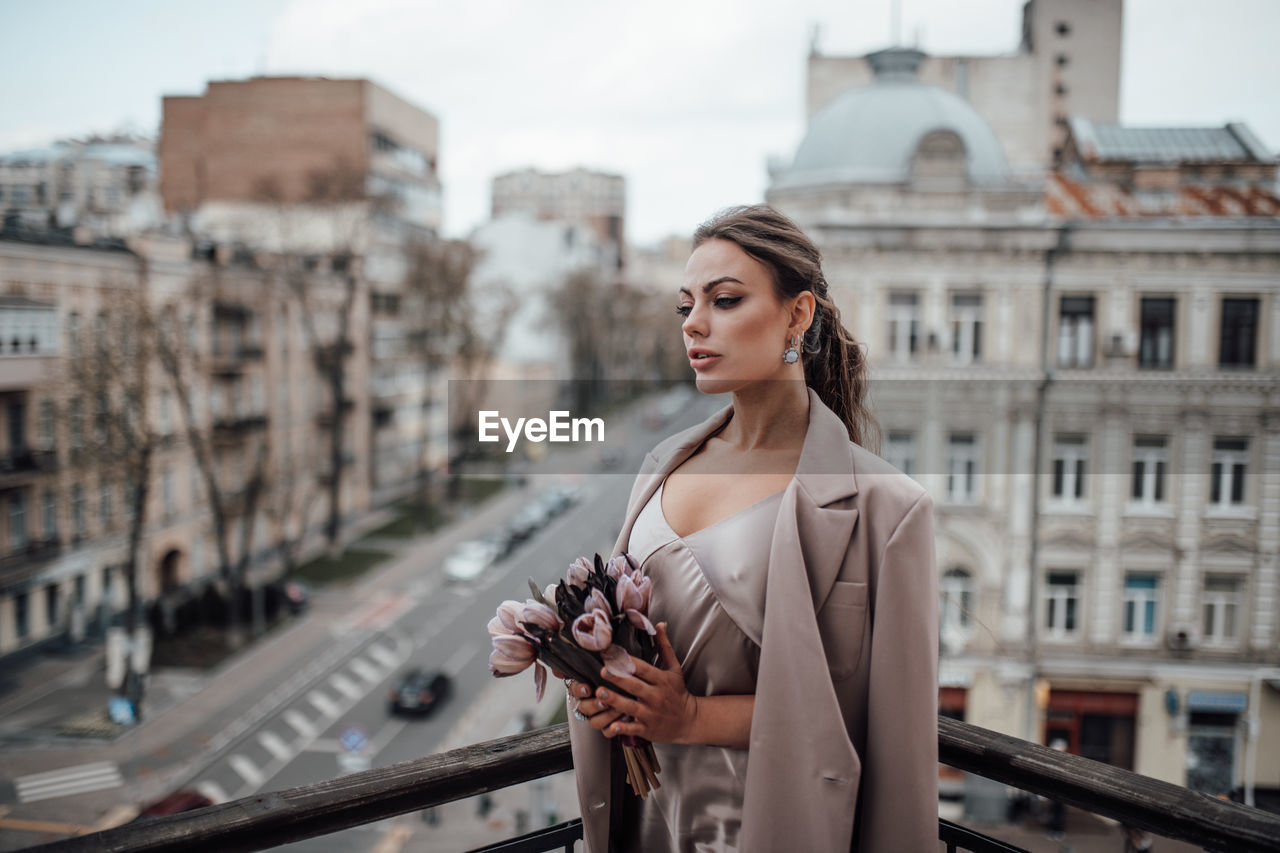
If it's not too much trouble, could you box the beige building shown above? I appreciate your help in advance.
[491,167,626,270]
[160,75,446,501]
[805,0,1122,171]
[0,135,162,238]
[0,229,365,659]
[769,42,1280,804]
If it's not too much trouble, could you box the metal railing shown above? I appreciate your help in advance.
[23,717,1280,853]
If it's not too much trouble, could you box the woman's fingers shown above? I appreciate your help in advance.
[590,709,624,734]
[656,622,680,671]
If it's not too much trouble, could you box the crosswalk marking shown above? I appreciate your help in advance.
[330,673,363,700]
[195,780,228,804]
[15,762,124,803]
[258,731,293,762]
[350,658,382,684]
[229,755,264,787]
[368,643,401,670]
[283,709,316,738]
[309,690,340,718]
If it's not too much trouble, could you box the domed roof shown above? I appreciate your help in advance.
[776,48,1010,188]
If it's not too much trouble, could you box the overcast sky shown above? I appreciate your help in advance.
[3,0,1276,244]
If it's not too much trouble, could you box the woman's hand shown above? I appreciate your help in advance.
[593,623,698,745]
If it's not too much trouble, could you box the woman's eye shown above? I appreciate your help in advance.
[674,304,692,317]
[714,296,742,309]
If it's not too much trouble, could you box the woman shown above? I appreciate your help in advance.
[564,205,938,852]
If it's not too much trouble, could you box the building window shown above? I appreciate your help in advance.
[1122,574,1160,641]
[887,292,920,362]
[9,493,27,550]
[159,390,172,436]
[42,490,57,540]
[885,430,917,476]
[72,483,86,541]
[950,293,983,364]
[1058,296,1094,368]
[1138,297,1175,369]
[1187,711,1239,796]
[102,566,114,611]
[1210,438,1247,507]
[39,400,55,451]
[1218,298,1259,368]
[1202,576,1240,643]
[74,574,86,610]
[15,592,29,639]
[69,397,84,450]
[1045,571,1080,638]
[67,311,80,357]
[947,433,979,503]
[99,479,112,529]
[7,401,26,452]
[162,468,174,519]
[45,583,60,629]
[1056,21,1072,36]
[1052,434,1088,502]
[1131,436,1168,505]
[940,567,974,635]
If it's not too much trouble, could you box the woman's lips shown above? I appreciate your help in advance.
[690,354,722,370]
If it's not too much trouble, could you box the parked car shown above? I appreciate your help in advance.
[130,790,215,823]
[481,528,516,561]
[443,539,501,581]
[508,501,549,541]
[388,669,452,716]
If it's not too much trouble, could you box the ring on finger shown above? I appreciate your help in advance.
[572,708,588,722]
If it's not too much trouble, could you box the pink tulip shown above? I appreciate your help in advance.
[632,575,652,611]
[572,609,613,651]
[533,662,547,702]
[605,556,626,581]
[521,599,562,632]
[488,615,515,638]
[495,600,523,633]
[626,609,656,635]
[489,635,537,676]
[567,557,592,588]
[544,583,560,608]
[615,574,644,613]
[602,645,636,679]
[585,588,611,617]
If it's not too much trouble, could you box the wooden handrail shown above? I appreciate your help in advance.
[23,719,1280,853]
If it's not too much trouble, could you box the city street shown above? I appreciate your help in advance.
[0,392,720,852]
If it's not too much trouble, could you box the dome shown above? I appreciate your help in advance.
[776,48,1010,189]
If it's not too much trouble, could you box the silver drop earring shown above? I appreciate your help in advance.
[782,334,801,364]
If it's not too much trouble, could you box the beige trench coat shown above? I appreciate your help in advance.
[568,387,939,853]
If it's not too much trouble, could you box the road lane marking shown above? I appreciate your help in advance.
[195,780,228,804]
[309,690,340,718]
[228,755,264,787]
[330,673,363,700]
[15,763,123,803]
[258,731,293,762]
[283,709,317,739]
[302,738,342,753]
[372,822,414,853]
[350,657,383,684]
[368,643,401,669]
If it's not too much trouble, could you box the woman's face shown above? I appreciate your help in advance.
[678,238,807,395]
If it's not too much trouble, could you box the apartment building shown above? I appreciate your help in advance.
[768,44,1280,800]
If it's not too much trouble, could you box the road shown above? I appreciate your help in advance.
[0,389,721,852]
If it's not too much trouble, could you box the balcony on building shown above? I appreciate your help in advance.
[211,413,269,446]
[210,302,263,375]
[0,296,58,392]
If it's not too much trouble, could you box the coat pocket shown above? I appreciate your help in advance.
[818,580,868,681]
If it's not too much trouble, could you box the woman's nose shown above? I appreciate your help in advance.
[682,304,707,337]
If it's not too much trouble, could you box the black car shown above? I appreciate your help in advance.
[388,669,452,716]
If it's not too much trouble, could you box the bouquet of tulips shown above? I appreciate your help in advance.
[488,553,663,798]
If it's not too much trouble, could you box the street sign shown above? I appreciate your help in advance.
[338,724,369,754]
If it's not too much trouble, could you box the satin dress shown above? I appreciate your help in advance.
[617,478,783,853]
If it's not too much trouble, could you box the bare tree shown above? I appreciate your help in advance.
[155,277,271,649]
[64,272,160,707]
[259,161,380,552]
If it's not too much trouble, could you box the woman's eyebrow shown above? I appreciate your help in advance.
[678,276,744,297]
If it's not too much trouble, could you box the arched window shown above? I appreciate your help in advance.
[911,130,967,188]
[940,567,974,634]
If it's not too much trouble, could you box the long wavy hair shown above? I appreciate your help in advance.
[692,204,878,451]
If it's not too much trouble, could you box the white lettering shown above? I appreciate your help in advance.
[549,411,569,442]
[478,411,500,442]
[573,417,604,442]
[525,418,547,443]
[502,417,525,453]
